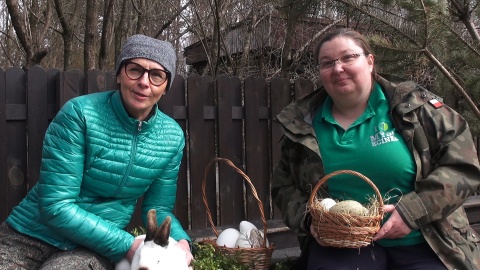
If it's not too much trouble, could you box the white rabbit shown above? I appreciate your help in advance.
[115,209,191,270]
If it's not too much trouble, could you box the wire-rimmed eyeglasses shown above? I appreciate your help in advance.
[124,61,171,86]
[318,53,368,71]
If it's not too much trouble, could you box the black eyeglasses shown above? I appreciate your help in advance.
[319,53,368,71]
[124,61,171,86]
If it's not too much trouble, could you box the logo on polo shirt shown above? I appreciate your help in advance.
[370,122,398,146]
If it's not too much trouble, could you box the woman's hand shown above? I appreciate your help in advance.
[373,204,411,241]
[176,239,194,266]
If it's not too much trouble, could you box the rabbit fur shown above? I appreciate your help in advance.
[115,209,191,270]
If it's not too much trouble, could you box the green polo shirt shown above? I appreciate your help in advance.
[313,83,424,247]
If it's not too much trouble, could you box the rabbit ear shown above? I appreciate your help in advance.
[154,216,172,247]
[145,209,158,242]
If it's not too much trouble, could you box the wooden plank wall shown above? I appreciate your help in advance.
[0,66,320,233]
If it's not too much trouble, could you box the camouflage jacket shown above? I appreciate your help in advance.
[272,74,480,270]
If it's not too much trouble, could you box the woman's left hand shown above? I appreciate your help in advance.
[176,239,194,266]
[373,204,411,241]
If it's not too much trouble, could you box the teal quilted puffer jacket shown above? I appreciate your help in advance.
[6,90,190,262]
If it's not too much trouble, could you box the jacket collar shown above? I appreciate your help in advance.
[376,74,441,116]
[111,90,158,133]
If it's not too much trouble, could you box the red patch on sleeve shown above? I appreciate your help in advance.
[428,98,443,109]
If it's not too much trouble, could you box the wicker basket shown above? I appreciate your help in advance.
[201,157,274,270]
[308,170,384,248]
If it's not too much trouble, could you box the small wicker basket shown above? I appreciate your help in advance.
[308,170,384,248]
[201,157,274,270]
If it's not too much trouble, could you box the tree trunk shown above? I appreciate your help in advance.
[99,0,115,70]
[85,0,98,72]
[115,0,129,64]
[6,0,49,67]
[53,0,80,70]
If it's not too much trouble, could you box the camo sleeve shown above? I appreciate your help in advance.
[272,137,311,235]
[396,102,480,230]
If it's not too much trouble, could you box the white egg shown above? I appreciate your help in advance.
[235,232,252,248]
[216,228,241,248]
[239,220,257,233]
[320,198,336,210]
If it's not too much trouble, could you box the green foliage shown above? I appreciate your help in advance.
[191,242,248,270]
[130,226,146,236]
[460,110,480,136]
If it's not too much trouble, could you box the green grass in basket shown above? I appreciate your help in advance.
[192,242,248,270]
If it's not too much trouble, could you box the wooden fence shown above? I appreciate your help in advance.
[0,66,317,237]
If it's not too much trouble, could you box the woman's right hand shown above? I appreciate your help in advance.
[126,235,145,262]
[373,204,411,241]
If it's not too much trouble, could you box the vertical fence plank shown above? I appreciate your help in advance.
[270,78,292,220]
[188,74,216,230]
[59,70,85,108]
[27,67,49,190]
[47,69,61,119]
[0,68,7,221]
[294,78,315,99]
[86,69,107,94]
[244,76,270,221]
[4,67,28,221]
[104,71,118,91]
[159,75,189,229]
[217,75,244,226]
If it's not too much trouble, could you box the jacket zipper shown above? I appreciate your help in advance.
[113,121,142,195]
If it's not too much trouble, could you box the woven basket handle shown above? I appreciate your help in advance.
[202,157,269,248]
[308,170,384,209]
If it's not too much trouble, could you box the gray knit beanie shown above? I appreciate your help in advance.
[116,34,176,89]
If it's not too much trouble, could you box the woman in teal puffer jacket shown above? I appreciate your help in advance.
[0,34,192,269]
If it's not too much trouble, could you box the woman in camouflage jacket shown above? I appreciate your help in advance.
[272,28,480,270]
